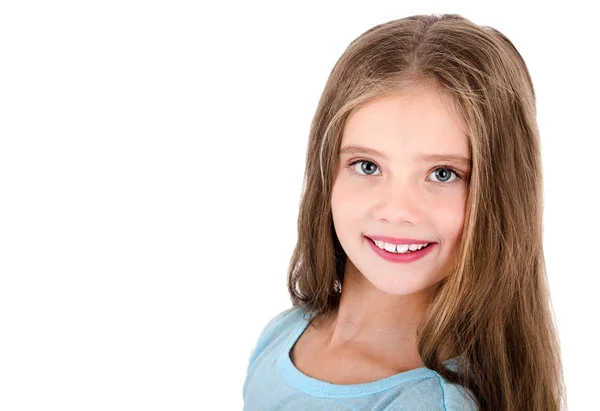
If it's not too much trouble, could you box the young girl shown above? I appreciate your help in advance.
[243,13,566,411]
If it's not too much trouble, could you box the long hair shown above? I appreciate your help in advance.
[286,13,566,411]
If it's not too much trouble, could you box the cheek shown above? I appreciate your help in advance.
[432,197,466,240]
[331,179,366,213]
[331,183,368,239]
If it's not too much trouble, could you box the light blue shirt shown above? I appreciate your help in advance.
[243,305,478,410]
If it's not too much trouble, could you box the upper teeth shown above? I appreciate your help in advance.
[373,240,429,254]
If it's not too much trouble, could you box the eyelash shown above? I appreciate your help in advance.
[346,159,463,186]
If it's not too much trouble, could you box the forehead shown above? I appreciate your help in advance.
[341,88,469,158]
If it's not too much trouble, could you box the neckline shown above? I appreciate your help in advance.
[278,307,458,398]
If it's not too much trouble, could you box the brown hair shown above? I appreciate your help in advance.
[286,13,567,410]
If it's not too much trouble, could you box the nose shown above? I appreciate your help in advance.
[372,179,425,225]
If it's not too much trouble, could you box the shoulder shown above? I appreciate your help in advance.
[436,378,478,410]
[246,305,309,370]
[433,359,479,410]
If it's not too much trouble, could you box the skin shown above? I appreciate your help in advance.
[291,85,471,384]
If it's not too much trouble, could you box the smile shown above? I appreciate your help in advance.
[365,236,436,263]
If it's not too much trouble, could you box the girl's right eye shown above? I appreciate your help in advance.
[347,159,381,177]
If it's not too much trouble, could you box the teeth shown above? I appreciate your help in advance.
[397,244,410,253]
[374,240,429,254]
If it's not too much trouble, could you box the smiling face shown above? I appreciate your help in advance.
[331,86,471,297]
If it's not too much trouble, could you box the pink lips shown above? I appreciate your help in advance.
[365,236,436,263]
[366,235,434,245]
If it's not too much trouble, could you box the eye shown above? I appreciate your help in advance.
[428,166,461,185]
[347,160,381,177]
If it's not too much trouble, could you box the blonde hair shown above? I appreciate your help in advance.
[286,13,567,410]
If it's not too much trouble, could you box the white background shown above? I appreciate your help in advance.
[0,1,597,410]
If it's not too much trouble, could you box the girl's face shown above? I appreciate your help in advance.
[331,87,470,297]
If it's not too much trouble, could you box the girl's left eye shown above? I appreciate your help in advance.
[346,159,462,185]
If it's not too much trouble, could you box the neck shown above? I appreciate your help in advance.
[323,261,434,352]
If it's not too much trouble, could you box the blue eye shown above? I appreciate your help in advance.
[428,167,459,184]
[348,160,381,176]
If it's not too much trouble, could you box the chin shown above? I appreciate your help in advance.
[361,269,448,297]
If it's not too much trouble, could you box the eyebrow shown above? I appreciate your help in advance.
[339,145,472,167]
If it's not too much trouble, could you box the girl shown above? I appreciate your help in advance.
[243,13,566,411]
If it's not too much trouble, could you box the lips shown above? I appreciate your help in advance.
[366,236,436,263]
[366,237,431,252]
[365,235,435,245]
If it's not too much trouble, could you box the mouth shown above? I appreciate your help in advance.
[364,236,436,254]
[364,236,437,262]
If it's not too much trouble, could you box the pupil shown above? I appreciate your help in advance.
[436,168,450,181]
[362,162,376,174]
